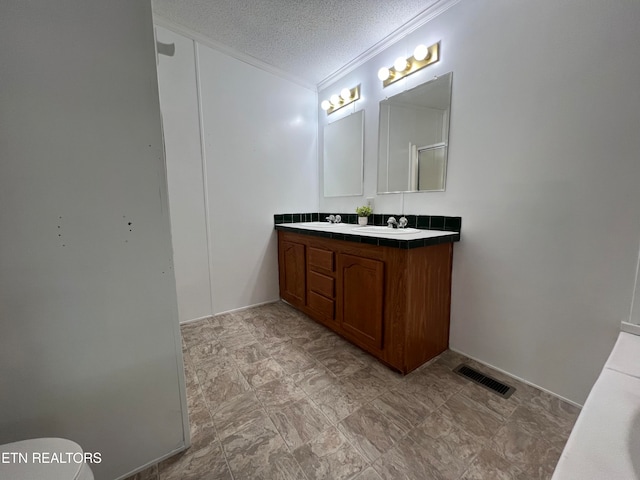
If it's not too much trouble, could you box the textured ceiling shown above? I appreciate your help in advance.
[151,0,444,88]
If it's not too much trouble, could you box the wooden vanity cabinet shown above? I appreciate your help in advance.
[305,246,335,325]
[277,230,453,374]
[278,239,306,306]
[337,253,384,351]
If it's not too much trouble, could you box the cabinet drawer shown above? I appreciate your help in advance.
[307,291,334,319]
[308,247,334,272]
[308,270,334,298]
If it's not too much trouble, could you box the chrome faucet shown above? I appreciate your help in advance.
[387,216,408,228]
[325,214,341,224]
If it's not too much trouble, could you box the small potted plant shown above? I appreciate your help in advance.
[355,205,373,226]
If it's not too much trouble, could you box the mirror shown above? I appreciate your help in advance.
[323,110,364,197]
[377,72,452,193]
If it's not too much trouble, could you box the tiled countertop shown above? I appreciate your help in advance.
[275,221,460,249]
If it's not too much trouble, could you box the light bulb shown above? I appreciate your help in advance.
[378,67,390,81]
[413,44,429,61]
[330,94,340,105]
[320,100,331,111]
[394,56,408,72]
[340,88,352,101]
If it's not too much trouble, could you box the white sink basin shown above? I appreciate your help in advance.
[354,226,421,235]
[298,221,344,227]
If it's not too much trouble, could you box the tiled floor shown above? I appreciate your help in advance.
[127,301,579,480]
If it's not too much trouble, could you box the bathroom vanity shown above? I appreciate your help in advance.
[275,217,460,374]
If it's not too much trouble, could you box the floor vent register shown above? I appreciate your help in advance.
[453,364,515,399]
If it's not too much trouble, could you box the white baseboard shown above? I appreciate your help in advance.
[213,299,280,317]
[179,314,213,326]
[621,321,640,336]
[178,299,282,325]
[449,348,583,408]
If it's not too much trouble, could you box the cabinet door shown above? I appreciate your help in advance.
[337,253,384,349]
[279,240,306,307]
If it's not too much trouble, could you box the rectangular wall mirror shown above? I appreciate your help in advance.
[323,110,364,197]
[377,72,452,193]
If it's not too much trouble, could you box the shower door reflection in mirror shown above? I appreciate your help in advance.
[378,72,452,193]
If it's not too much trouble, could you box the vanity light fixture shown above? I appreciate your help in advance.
[393,56,409,72]
[378,42,440,87]
[320,84,361,115]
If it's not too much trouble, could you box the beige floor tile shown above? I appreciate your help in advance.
[212,391,266,440]
[188,340,229,366]
[180,318,218,347]
[406,411,485,479]
[218,331,257,351]
[309,378,367,424]
[303,333,351,358]
[343,364,398,393]
[523,390,580,425]
[293,426,367,480]
[188,421,218,451]
[158,441,231,480]
[186,389,214,435]
[198,365,252,410]
[401,375,452,411]
[354,466,384,480]
[291,363,338,395]
[237,357,286,387]
[269,397,333,450]
[490,421,562,477]
[338,372,385,402]
[230,341,271,366]
[460,448,522,480]
[337,404,407,463]
[211,315,249,337]
[270,343,317,375]
[433,349,471,369]
[123,464,158,480]
[156,305,575,480]
[221,414,288,479]
[370,388,433,431]
[255,376,307,410]
[417,361,469,391]
[315,349,367,377]
[242,449,308,480]
[508,404,573,451]
[250,325,290,348]
[438,393,504,442]
[373,435,446,480]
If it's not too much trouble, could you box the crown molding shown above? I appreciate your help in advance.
[153,15,317,93]
[316,0,462,91]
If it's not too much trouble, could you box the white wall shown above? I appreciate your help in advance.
[199,45,318,314]
[319,0,640,404]
[0,1,188,479]
[154,22,318,319]
[156,26,213,322]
